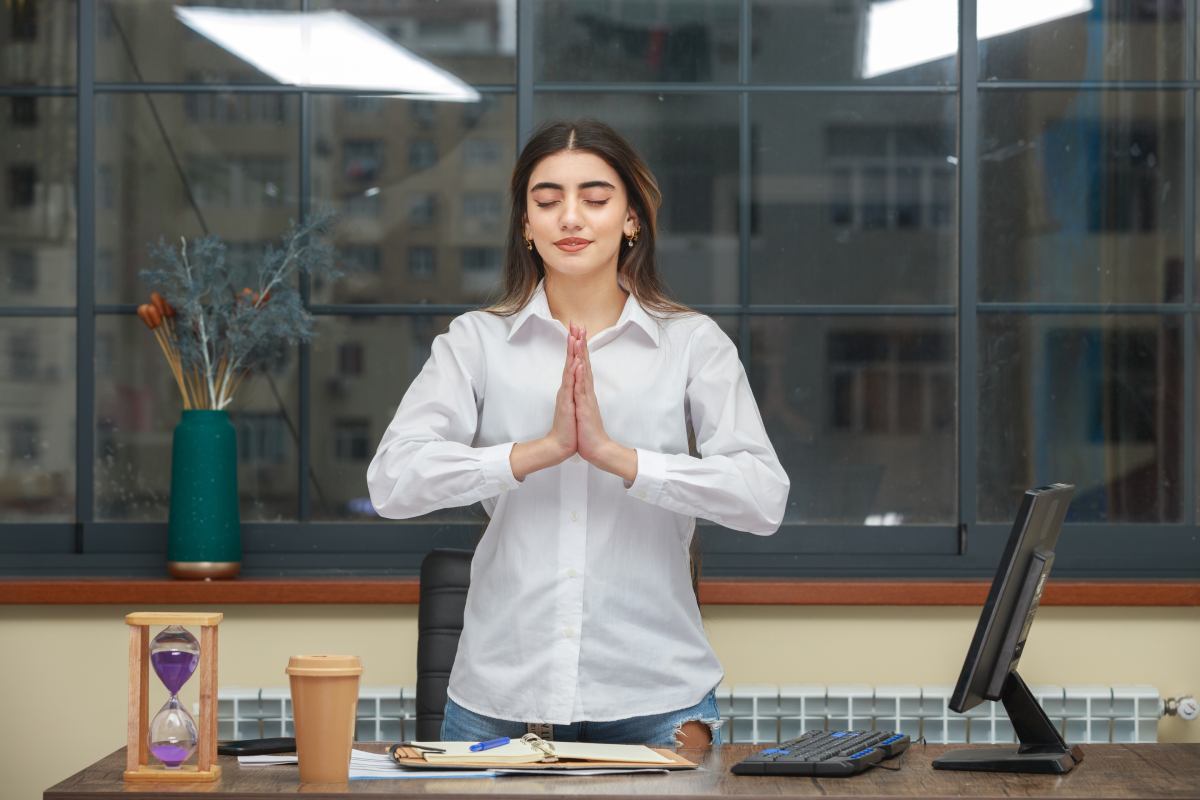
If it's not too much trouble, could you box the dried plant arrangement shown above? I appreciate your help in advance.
[138,210,339,410]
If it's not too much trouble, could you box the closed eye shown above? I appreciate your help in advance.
[534,200,609,208]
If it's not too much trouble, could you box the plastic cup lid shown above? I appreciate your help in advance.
[286,654,363,677]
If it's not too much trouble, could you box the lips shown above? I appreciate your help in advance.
[554,238,591,252]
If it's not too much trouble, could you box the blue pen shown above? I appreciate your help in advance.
[469,736,510,752]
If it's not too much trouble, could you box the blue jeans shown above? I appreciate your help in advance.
[440,689,724,747]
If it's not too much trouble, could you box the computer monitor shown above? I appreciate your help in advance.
[932,483,1085,775]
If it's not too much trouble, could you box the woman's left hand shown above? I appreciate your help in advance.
[570,323,638,483]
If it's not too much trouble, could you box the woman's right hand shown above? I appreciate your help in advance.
[546,326,580,460]
[510,327,579,481]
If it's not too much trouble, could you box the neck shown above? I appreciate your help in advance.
[543,269,628,338]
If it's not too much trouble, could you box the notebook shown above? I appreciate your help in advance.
[390,734,695,771]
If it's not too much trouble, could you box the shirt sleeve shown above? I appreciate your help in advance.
[367,314,520,519]
[625,318,790,535]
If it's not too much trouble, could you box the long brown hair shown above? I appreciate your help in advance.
[485,118,693,320]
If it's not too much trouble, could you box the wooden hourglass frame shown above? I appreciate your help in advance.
[124,611,222,782]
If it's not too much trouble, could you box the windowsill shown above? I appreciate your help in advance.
[0,579,1196,606]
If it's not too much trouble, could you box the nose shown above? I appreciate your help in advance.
[558,196,584,231]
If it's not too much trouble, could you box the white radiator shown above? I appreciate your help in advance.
[217,683,1162,744]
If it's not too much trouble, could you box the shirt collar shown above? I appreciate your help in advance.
[505,278,661,347]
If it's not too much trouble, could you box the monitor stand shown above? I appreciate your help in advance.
[932,671,1085,774]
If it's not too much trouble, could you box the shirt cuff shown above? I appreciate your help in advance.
[480,441,521,491]
[626,447,666,504]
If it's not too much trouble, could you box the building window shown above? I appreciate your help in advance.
[462,192,502,230]
[8,419,39,464]
[234,412,286,466]
[461,247,501,294]
[408,193,437,226]
[334,418,371,461]
[188,157,288,208]
[463,138,502,168]
[343,190,382,217]
[411,100,436,128]
[826,330,953,435]
[184,93,288,124]
[97,164,115,210]
[408,246,436,279]
[462,95,497,127]
[8,165,36,208]
[409,139,438,170]
[11,0,37,40]
[344,140,384,182]
[7,250,36,294]
[825,124,953,231]
[337,342,364,377]
[341,244,381,274]
[8,331,38,381]
[343,96,383,114]
[10,96,37,127]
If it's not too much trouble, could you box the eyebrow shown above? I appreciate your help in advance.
[530,180,616,192]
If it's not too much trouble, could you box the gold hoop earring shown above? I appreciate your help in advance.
[524,236,533,251]
[626,228,639,247]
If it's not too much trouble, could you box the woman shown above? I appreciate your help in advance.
[367,118,789,747]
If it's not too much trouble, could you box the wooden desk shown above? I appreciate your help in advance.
[46,743,1200,799]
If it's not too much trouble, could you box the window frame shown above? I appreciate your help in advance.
[1,1,1198,581]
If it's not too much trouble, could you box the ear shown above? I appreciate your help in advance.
[625,208,639,235]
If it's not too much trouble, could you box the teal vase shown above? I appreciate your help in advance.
[167,410,241,579]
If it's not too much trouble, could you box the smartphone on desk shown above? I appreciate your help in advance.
[217,737,296,756]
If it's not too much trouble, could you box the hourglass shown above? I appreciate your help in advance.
[124,612,222,783]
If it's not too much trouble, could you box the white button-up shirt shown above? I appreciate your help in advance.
[367,280,789,723]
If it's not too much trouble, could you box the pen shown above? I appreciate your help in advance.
[469,736,510,752]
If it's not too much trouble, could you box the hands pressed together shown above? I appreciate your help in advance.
[511,322,638,483]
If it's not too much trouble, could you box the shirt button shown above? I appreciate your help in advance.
[637,490,647,499]
[570,511,579,522]
[563,627,575,639]
[566,568,577,578]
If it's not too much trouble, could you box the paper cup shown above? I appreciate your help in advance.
[286,655,363,783]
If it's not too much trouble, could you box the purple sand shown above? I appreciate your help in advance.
[151,649,198,693]
[150,743,192,767]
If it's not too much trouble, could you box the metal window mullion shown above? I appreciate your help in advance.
[298,88,312,521]
[531,82,955,94]
[517,0,534,147]
[76,0,96,549]
[958,0,979,547]
[738,0,751,368]
[1184,0,1196,527]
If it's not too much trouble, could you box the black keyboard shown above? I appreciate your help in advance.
[730,729,911,776]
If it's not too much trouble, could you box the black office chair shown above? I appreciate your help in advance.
[415,547,473,741]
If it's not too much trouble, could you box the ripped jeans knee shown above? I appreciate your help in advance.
[673,716,725,747]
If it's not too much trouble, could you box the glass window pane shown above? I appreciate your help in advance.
[96,315,299,521]
[99,1,513,86]
[978,314,1181,523]
[752,316,956,524]
[1,96,75,306]
[95,93,300,304]
[534,93,740,306]
[97,0,301,84]
[313,1,515,85]
[0,318,74,521]
[752,94,956,304]
[981,91,1183,304]
[535,1,738,83]
[310,93,515,305]
[980,1,1184,82]
[310,314,489,523]
[751,0,957,85]
[0,0,76,86]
